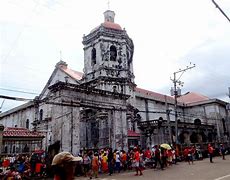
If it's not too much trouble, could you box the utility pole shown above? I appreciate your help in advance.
[171,63,195,144]
[70,100,73,154]
[0,124,4,154]
[165,95,172,144]
[226,88,230,145]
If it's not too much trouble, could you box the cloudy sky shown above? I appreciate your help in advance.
[0,0,230,112]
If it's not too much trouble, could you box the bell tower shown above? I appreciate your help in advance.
[82,10,135,96]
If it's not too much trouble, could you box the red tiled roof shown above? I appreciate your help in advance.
[90,22,122,33]
[178,92,210,104]
[60,66,83,81]
[102,21,122,30]
[135,87,175,103]
[128,130,140,137]
[58,64,210,106]
[3,127,44,138]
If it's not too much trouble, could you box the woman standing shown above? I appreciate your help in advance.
[101,153,108,173]
[92,152,99,178]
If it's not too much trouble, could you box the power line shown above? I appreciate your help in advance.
[0,99,5,110]
[0,95,33,101]
[212,0,230,23]
[0,87,39,95]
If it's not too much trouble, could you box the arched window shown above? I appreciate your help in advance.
[113,86,117,93]
[26,119,29,129]
[194,119,201,126]
[12,145,15,153]
[39,109,43,121]
[110,45,117,61]
[91,48,96,65]
[158,117,163,128]
[132,122,136,132]
[4,146,8,153]
[222,118,227,132]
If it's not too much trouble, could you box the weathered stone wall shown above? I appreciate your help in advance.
[0,104,35,130]
[40,85,129,153]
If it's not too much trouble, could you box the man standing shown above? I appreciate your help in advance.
[51,152,82,180]
[107,148,114,176]
[133,147,143,176]
[208,144,214,163]
[219,144,226,160]
[153,145,163,170]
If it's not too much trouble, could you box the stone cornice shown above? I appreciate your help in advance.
[48,81,130,100]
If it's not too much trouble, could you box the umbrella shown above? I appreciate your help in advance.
[160,143,171,150]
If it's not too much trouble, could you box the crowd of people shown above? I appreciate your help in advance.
[0,143,228,179]
[0,151,47,179]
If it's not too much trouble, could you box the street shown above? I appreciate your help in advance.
[76,155,230,180]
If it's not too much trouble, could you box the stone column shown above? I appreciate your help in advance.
[0,124,4,153]
[113,109,128,151]
[113,110,120,150]
[108,110,113,149]
[72,106,81,155]
[121,111,128,151]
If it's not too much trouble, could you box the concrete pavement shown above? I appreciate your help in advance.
[75,155,230,180]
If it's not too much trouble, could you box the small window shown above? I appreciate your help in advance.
[39,109,43,121]
[26,119,29,129]
[110,45,117,61]
[91,48,96,65]
[113,86,117,93]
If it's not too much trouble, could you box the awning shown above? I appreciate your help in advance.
[128,130,141,137]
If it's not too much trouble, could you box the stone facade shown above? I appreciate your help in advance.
[0,10,230,155]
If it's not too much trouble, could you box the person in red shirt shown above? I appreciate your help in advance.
[208,144,214,163]
[183,147,190,164]
[167,149,173,166]
[133,147,143,176]
[92,152,99,178]
[121,150,127,171]
[144,147,152,159]
[3,157,10,169]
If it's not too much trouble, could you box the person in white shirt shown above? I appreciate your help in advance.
[115,151,121,173]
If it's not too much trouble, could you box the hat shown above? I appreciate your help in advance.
[52,152,82,166]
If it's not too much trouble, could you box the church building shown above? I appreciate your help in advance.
[0,10,229,155]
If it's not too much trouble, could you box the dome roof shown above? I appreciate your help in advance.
[90,10,123,33]
[102,21,122,30]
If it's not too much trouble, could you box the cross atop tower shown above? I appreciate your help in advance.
[59,50,63,61]
[107,0,110,10]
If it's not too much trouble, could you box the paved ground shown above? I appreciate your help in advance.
[76,155,230,180]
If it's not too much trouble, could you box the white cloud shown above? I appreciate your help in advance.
[1,0,230,111]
